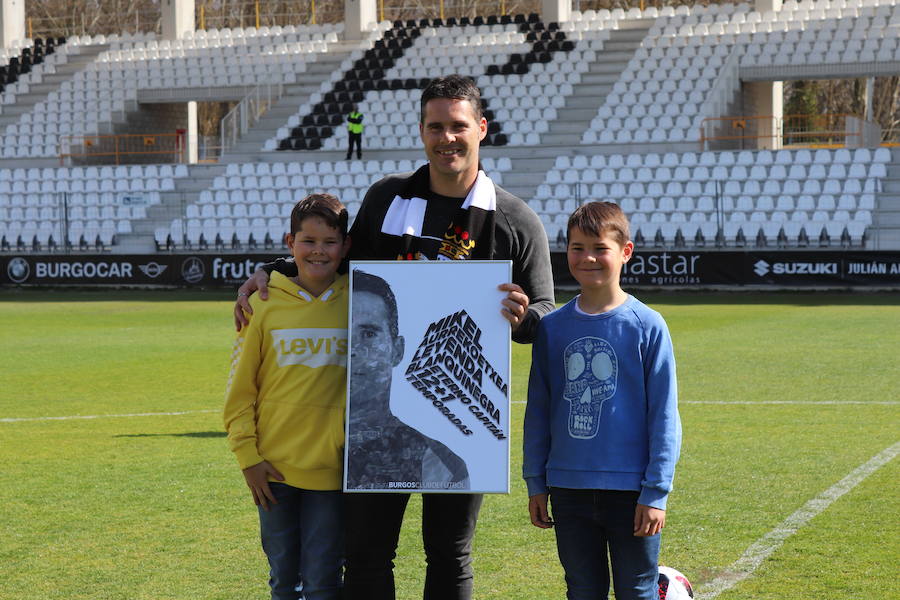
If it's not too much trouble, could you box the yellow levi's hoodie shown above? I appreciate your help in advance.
[224,271,348,491]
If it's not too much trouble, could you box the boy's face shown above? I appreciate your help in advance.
[566,227,633,294]
[285,216,349,292]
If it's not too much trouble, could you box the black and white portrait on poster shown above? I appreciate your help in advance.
[344,261,512,494]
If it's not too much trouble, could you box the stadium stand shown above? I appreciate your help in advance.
[0,164,185,250]
[163,155,511,250]
[1,2,899,257]
[531,147,887,247]
[1,25,346,158]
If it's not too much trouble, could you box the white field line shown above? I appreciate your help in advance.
[5,401,894,421]
[680,400,900,405]
[510,400,899,405]
[696,440,900,599]
[0,409,219,423]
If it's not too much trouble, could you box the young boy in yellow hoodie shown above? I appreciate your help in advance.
[224,193,351,600]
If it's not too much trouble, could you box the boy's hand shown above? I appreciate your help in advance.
[241,460,285,511]
[234,270,271,331]
[528,493,554,529]
[498,283,529,331]
[633,503,665,537]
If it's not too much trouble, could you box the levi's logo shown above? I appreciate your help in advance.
[271,328,348,368]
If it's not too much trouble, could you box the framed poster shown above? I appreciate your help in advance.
[344,260,512,494]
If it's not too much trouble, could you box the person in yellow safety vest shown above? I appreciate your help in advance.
[346,104,364,160]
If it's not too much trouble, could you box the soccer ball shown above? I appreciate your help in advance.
[658,565,694,599]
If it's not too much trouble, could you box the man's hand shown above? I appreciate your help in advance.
[528,493,554,529]
[633,503,666,537]
[241,460,285,511]
[498,283,529,331]
[234,269,271,331]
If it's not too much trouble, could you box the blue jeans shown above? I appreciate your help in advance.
[257,483,344,600]
[550,488,660,600]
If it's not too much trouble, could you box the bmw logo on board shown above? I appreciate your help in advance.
[7,257,30,283]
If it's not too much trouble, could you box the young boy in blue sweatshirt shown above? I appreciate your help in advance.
[523,201,681,600]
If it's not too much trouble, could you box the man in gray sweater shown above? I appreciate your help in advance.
[234,75,554,600]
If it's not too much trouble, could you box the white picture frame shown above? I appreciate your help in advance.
[344,260,512,494]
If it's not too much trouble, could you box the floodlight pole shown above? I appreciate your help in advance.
[160,0,199,164]
[0,0,25,49]
[542,0,571,24]
[161,0,195,41]
[345,0,376,41]
[749,0,784,150]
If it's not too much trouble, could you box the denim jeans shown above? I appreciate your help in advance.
[550,488,660,600]
[342,492,483,600]
[257,483,344,600]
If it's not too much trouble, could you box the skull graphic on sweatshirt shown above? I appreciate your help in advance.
[563,337,618,439]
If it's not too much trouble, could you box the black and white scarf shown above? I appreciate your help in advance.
[379,165,497,261]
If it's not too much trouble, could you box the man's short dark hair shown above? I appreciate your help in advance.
[352,270,399,338]
[420,75,483,123]
[290,193,348,237]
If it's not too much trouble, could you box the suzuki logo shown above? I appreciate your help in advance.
[754,260,770,277]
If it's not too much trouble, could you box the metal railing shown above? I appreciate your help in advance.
[59,132,189,165]
[198,0,341,29]
[198,0,532,29]
[375,0,531,21]
[783,113,864,147]
[699,115,781,151]
[25,0,541,40]
[26,11,163,40]
[700,113,872,151]
[220,82,284,155]
[198,135,225,163]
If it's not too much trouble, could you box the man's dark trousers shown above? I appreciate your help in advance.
[347,132,362,159]
[342,492,483,599]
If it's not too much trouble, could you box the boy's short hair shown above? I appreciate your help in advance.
[420,75,483,123]
[352,269,399,338]
[290,193,348,237]
[567,201,630,247]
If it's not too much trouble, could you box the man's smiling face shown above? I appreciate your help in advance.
[419,97,487,188]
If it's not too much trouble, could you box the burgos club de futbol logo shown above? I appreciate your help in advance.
[181,257,205,283]
[7,257,30,283]
[438,225,475,261]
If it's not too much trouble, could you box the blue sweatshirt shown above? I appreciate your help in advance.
[523,295,681,510]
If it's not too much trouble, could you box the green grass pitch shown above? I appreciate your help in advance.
[0,289,897,599]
